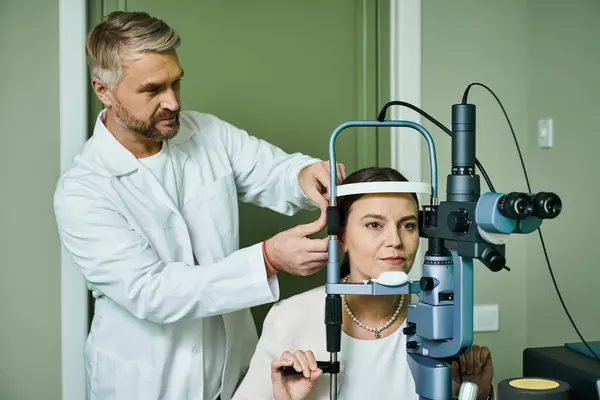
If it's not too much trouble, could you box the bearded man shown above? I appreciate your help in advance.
[54,10,344,400]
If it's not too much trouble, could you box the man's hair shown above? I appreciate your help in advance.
[86,11,180,88]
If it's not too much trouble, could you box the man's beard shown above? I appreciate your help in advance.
[114,100,180,142]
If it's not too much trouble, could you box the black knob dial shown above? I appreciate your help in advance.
[406,341,419,350]
[420,277,435,291]
[482,248,506,272]
[447,209,469,234]
[403,324,416,335]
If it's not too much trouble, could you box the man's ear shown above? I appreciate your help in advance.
[91,78,114,108]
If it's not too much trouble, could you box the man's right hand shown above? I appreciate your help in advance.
[271,350,322,400]
[264,210,328,276]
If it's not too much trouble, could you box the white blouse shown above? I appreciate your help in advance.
[338,322,418,400]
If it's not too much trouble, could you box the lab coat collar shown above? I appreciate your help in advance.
[82,110,189,177]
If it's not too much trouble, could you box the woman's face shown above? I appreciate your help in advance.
[341,193,419,281]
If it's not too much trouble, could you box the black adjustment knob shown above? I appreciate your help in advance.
[420,277,435,291]
[406,341,419,350]
[481,248,506,272]
[403,323,416,335]
[447,209,469,234]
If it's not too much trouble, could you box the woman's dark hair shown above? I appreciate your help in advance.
[338,167,419,277]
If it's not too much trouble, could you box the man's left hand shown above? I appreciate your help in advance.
[452,344,494,400]
[299,161,346,210]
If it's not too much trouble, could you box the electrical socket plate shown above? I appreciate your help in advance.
[538,119,553,149]
[473,304,499,332]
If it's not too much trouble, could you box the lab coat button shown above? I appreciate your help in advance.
[192,346,200,355]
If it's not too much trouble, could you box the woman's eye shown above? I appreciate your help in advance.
[366,222,381,229]
[400,222,416,230]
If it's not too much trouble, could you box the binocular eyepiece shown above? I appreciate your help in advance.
[498,192,562,220]
[532,192,562,219]
[498,192,533,220]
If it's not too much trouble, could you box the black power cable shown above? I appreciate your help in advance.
[463,82,600,361]
[376,101,495,193]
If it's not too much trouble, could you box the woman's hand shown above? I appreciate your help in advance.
[452,344,494,400]
[271,350,323,400]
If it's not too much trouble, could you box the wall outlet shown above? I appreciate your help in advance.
[474,304,499,332]
[538,118,553,149]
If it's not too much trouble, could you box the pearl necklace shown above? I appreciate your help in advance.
[341,275,404,339]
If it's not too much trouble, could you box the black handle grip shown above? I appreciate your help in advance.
[325,295,342,353]
[281,361,340,376]
[327,206,340,235]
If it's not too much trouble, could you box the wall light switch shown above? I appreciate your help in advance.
[538,119,553,149]
[473,304,499,332]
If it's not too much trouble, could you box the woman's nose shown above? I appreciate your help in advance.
[388,228,403,247]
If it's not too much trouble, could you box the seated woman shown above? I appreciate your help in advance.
[233,167,495,400]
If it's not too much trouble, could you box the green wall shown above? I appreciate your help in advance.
[422,0,600,385]
[525,0,600,351]
[0,1,62,399]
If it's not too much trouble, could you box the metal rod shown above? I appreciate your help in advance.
[327,120,438,206]
[330,352,338,400]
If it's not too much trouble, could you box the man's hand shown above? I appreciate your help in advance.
[452,344,494,400]
[264,210,328,276]
[298,161,346,210]
[271,350,322,400]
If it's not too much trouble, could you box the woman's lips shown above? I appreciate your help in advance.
[380,257,406,265]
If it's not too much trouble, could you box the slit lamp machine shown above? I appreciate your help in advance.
[282,93,562,399]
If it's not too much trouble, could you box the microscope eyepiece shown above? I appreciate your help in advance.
[498,192,534,220]
[532,192,562,219]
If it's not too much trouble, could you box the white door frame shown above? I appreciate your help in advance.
[390,0,424,277]
[57,1,423,398]
[59,0,88,399]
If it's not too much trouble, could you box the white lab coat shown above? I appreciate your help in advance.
[54,110,320,400]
